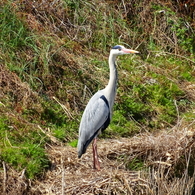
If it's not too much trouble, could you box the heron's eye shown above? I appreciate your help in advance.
[118,48,121,51]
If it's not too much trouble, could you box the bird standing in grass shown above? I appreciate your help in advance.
[77,45,139,170]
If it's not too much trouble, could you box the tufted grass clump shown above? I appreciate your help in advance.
[0,115,49,179]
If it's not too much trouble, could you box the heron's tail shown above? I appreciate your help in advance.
[77,140,86,158]
[78,129,101,158]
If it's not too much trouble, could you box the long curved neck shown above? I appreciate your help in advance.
[105,53,118,111]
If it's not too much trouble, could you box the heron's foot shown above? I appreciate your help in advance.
[93,160,101,171]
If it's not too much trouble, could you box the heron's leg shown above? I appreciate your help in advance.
[92,138,100,170]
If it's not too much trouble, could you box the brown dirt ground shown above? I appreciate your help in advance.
[2,125,195,195]
[30,138,146,195]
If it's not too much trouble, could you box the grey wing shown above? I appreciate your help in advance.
[77,93,110,157]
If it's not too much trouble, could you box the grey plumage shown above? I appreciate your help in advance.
[77,91,110,158]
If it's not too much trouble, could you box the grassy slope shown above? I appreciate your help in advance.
[0,0,195,183]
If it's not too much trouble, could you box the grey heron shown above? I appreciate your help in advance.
[77,45,139,170]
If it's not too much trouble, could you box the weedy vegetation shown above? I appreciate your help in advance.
[0,0,195,194]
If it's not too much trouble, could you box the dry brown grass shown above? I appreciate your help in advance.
[1,119,194,195]
[15,0,194,55]
[0,64,41,112]
[0,162,29,195]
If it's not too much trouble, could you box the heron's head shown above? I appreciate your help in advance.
[110,45,139,56]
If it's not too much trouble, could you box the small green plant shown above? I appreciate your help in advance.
[126,157,145,171]
[68,140,78,147]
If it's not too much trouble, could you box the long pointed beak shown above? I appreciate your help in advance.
[122,48,139,54]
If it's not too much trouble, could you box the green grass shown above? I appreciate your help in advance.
[101,53,193,136]
[126,157,145,171]
[0,4,28,50]
[0,116,49,179]
[68,140,78,147]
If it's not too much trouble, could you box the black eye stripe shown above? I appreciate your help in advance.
[112,45,122,50]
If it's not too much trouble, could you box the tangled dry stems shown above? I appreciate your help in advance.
[14,0,194,55]
[0,64,40,111]
[1,120,195,194]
